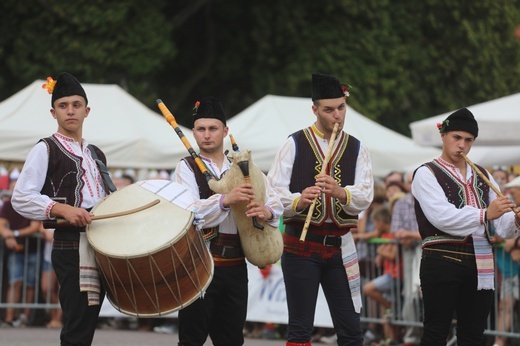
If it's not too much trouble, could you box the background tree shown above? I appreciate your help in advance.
[1,0,519,135]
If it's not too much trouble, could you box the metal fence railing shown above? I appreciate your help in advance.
[1,234,519,344]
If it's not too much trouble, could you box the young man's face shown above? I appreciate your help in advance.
[50,95,89,137]
[312,96,346,134]
[192,118,228,155]
[441,131,475,164]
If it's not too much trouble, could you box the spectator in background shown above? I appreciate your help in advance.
[384,171,404,186]
[40,226,62,329]
[113,174,135,190]
[492,168,509,193]
[354,181,387,277]
[392,171,422,346]
[353,181,387,344]
[385,181,407,215]
[363,206,401,345]
[0,174,41,327]
[492,177,520,346]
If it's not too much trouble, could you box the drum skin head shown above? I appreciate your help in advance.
[87,181,195,257]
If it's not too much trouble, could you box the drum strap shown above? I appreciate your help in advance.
[183,156,220,240]
[89,145,117,193]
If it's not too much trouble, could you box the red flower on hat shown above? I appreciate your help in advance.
[42,77,57,94]
[341,84,350,98]
[436,122,442,130]
[192,100,200,116]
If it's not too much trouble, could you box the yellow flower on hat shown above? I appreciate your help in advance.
[42,77,57,94]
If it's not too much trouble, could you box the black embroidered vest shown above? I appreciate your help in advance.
[284,127,360,228]
[40,136,106,240]
[414,160,491,246]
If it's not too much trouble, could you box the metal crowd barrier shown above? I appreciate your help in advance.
[357,238,520,344]
[1,234,519,343]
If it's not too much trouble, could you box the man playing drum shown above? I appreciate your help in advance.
[268,73,374,346]
[173,96,283,346]
[12,72,108,345]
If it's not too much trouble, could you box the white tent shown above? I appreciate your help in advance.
[226,95,441,177]
[410,93,520,147]
[409,93,520,167]
[0,80,190,169]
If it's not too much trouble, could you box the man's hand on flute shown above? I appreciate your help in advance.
[297,186,322,211]
[486,196,517,220]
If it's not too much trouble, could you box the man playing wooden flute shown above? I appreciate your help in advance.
[411,108,520,346]
[268,73,374,346]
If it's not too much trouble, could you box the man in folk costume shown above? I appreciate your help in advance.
[412,108,520,345]
[173,96,283,346]
[268,73,374,346]
[12,72,110,345]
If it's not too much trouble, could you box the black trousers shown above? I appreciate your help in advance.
[420,255,493,346]
[282,251,363,346]
[178,262,248,346]
[52,248,104,346]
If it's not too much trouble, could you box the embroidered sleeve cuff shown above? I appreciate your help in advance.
[264,205,276,222]
[219,195,230,212]
[480,209,486,225]
[340,188,351,206]
[46,201,57,220]
[292,197,303,213]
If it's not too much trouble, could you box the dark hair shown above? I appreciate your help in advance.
[385,180,407,193]
[371,206,391,224]
[121,174,135,184]
[385,171,404,183]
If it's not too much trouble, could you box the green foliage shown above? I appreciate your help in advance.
[1,0,520,136]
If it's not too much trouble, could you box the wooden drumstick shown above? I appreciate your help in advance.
[43,199,160,228]
[460,153,520,217]
[300,123,340,242]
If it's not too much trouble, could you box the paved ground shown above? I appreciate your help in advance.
[0,327,282,346]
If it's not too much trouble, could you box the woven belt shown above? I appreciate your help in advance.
[53,239,79,250]
[210,243,244,259]
[284,224,342,247]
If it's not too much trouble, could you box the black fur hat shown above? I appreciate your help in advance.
[50,72,88,107]
[193,96,226,126]
[438,108,478,138]
[311,73,349,101]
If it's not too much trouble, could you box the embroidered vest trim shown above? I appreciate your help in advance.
[285,127,359,228]
[414,159,492,248]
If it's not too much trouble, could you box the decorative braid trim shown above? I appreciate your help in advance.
[422,235,468,248]
[286,341,311,346]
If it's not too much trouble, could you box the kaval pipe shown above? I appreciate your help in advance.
[300,123,340,242]
[460,152,520,217]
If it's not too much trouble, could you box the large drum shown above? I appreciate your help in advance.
[87,180,213,317]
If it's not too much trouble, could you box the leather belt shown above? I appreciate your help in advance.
[210,243,244,259]
[284,224,342,248]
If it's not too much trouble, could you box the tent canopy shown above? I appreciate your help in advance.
[0,80,189,169]
[227,95,440,177]
[409,93,520,167]
[410,93,520,147]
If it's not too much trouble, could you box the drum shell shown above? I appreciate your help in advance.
[87,181,213,317]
